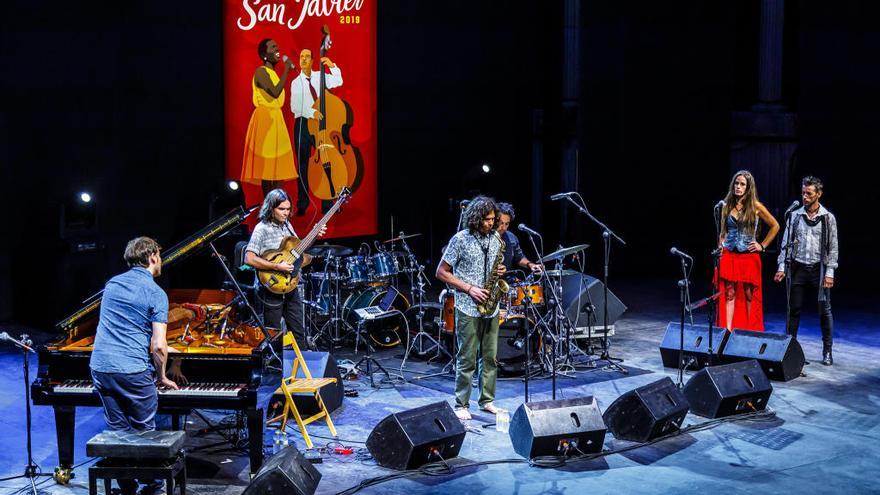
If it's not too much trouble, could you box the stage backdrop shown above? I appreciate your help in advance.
[223,0,377,238]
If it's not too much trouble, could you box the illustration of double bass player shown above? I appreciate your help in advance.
[290,26,363,215]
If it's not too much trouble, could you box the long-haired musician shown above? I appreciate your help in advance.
[436,195,506,420]
[717,170,779,331]
[245,189,325,347]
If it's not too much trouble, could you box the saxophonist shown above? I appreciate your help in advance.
[436,196,506,420]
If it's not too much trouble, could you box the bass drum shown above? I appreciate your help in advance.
[342,287,410,347]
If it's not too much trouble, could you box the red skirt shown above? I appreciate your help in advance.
[715,248,764,331]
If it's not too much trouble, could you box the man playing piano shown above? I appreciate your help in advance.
[89,236,185,495]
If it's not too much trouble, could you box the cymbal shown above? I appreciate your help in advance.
[384,233,421,243]
[542,244,589,263]
[543,269,581,278]
[306,244,353,257]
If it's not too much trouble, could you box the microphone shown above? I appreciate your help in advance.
[518,224,540,237]
[0,332,34,352]
[459,199,470,210]
[550,192,574,201]
[714,200,725,209]
[670,247,693,262]
[282,55,289,63]
[784,200,800,214]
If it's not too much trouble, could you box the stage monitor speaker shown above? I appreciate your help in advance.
[721,329,805,382]
[242,445,321,495]
[508,396,606,458]
[602,377,690,442]
[271,351,344,417]
[366,401,466,470]
[658,322,729,370]
[559,274,627,329]
[682,360,772,418]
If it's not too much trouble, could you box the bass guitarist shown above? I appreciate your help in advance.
[245,189,325,347]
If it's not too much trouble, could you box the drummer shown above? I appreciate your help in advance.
[497,203,543,278]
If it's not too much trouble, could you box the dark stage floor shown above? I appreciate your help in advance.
[1,280,879,495]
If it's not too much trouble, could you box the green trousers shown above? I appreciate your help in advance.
[454,311,500,409]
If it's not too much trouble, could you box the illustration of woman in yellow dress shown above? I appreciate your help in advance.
[241,38,297,198]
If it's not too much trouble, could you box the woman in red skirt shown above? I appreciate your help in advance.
[717,171,779,331]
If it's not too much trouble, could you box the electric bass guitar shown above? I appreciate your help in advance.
[257,188,351,294]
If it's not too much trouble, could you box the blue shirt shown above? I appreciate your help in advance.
[89,267,168,374]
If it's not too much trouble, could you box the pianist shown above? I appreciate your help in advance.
[88,236,185,495]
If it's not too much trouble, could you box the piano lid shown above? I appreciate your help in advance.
[56,205,258,333]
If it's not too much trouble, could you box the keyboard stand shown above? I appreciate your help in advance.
[353,320,391,388]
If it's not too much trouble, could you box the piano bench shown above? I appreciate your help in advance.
[86,430,187,495]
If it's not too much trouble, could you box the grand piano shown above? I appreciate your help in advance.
[31,207,282,483]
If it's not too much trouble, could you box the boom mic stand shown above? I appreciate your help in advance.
[521,228,559,401]
[1,331,47,495]
[673,253,693,388]
[562,194,627,373]
[780,207,799,338]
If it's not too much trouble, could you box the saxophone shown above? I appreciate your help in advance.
[477,232,510,315]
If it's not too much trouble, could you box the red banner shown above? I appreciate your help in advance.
[223,0,377,238]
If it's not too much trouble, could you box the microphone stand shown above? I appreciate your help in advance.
[563,195,627,374]
[522,229,557,401]
[708,203,725,366]
[4,332,45,495]
[676,260,692,389]
[781,209,799,338]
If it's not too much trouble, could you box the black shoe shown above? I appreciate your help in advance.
[821,350,833,366]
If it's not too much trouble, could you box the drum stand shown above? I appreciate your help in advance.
[310,254,353,350]
[353,319,391,387]
[401,241,453,365]
[543,262,595,374]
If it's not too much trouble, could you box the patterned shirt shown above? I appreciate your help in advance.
[90,267,169,374]
[776,205,839,278]
[246,220,298,257]
[441,229,503,318]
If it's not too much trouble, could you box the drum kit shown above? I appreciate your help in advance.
[435,243,599,377]
[299,232,600,382]
[300,232,433,351]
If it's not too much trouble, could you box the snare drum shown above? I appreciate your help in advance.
[369,252,399,280]
[342,256,370,286]
[510,283,544,307]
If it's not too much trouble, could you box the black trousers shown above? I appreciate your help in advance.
[787,261,833,350]
[261,286,305,346]
[293,117,333,214]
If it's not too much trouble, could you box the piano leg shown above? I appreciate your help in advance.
[53,406,76,484]
[246,407,264,474]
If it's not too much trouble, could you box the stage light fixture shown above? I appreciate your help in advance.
[227,180,240,191]
[481,163,491,173]
[79,192,92,203]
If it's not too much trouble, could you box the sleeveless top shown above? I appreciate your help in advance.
[723,214,758,253]
[252,67,284,108]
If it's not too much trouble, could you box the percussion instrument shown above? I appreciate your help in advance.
[543,244,589,263]
[342,255,370,286]
[342,287,410,347]
[369,251,399,280]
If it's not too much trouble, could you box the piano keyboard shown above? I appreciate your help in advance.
[53,380,246,397]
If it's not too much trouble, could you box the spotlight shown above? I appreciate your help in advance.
[79,192,92,203]
[481,163,491,174]
[227,180,240,191]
